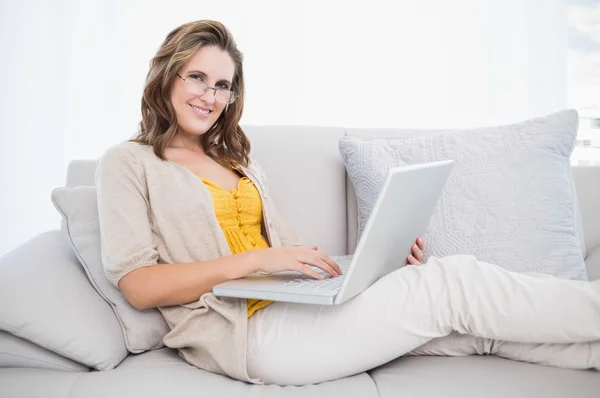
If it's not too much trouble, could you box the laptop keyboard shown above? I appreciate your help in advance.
[279,257,352,291]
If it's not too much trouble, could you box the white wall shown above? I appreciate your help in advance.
[0,0,568,256]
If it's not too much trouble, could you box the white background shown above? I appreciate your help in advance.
[0,0,575,255]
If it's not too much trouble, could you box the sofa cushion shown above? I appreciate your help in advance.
[0,349,378,398]
[0,230,127,370]
[346,132,588,263]
[0,368,84,398]
[0,331,89,372]
[51,186,170,353]
[340,110,587,279]
[572,166,600,253]
[368,355,600,398]
[572,172,587,257]
[243,126,348,255]
[585,245,600,282]
[68,348,379,398]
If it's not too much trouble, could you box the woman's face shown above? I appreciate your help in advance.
[171,45,236,139]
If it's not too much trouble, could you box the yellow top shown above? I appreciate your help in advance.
[201,175,274,317]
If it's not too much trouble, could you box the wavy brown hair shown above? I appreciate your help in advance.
[131,20,250,168]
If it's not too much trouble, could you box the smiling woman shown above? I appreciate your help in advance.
[95,19,345,384]
[89,18,600,388]
[131,21,249,171]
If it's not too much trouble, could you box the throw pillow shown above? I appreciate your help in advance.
[0,230,128,370]
[51,186,170,353]
[339,109,587,280]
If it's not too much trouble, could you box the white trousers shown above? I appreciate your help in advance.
[246,255,600,386]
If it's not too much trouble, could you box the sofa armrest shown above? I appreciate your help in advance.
[585,244,600,282]
[572,166,600,253]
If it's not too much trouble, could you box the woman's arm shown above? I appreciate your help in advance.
[118,251,257,310]
[95,146,268,310]
[120,244,341,310]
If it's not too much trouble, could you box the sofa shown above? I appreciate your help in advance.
[1,125,600,397]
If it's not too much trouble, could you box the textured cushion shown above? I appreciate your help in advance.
[348,167,587,259]
[340,110,587,279]
[0,230,127,370]
[51,186,170,353]
[0,331,89,372]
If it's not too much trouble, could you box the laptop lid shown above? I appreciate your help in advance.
[334,159,454,304]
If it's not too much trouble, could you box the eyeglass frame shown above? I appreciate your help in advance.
[175,73,238,105]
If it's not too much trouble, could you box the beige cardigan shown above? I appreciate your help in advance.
[95,141,303,383]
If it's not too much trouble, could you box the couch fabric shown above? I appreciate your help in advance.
[2,123,599,397]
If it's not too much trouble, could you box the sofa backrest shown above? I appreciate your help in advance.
[572,166,600,252]
[242,126,347,255]
[66,127,600,260]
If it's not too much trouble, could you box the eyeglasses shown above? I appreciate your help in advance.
[176,73,238,105]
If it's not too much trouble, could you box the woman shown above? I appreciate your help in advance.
[96,20,600,386]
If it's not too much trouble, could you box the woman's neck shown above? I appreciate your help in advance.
[170,133,205,155]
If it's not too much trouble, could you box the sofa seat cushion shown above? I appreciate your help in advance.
[58,348,377,398]
[368,355,600,398]
[0,368,84,398]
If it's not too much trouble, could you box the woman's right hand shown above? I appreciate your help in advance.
[250,246,343,279]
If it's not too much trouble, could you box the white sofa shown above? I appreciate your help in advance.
[1,126,600,397]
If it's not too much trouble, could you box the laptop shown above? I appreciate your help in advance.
[213,159,454,306]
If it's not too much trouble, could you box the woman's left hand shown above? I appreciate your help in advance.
[407,237,425,265]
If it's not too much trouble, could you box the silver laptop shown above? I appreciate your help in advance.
[213,159,454,306]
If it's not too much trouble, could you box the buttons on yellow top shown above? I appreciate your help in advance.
[201,175,273,317]
[202,175,265,250]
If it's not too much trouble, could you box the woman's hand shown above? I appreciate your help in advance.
[407,237,425,265]
[250,246,343,279]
